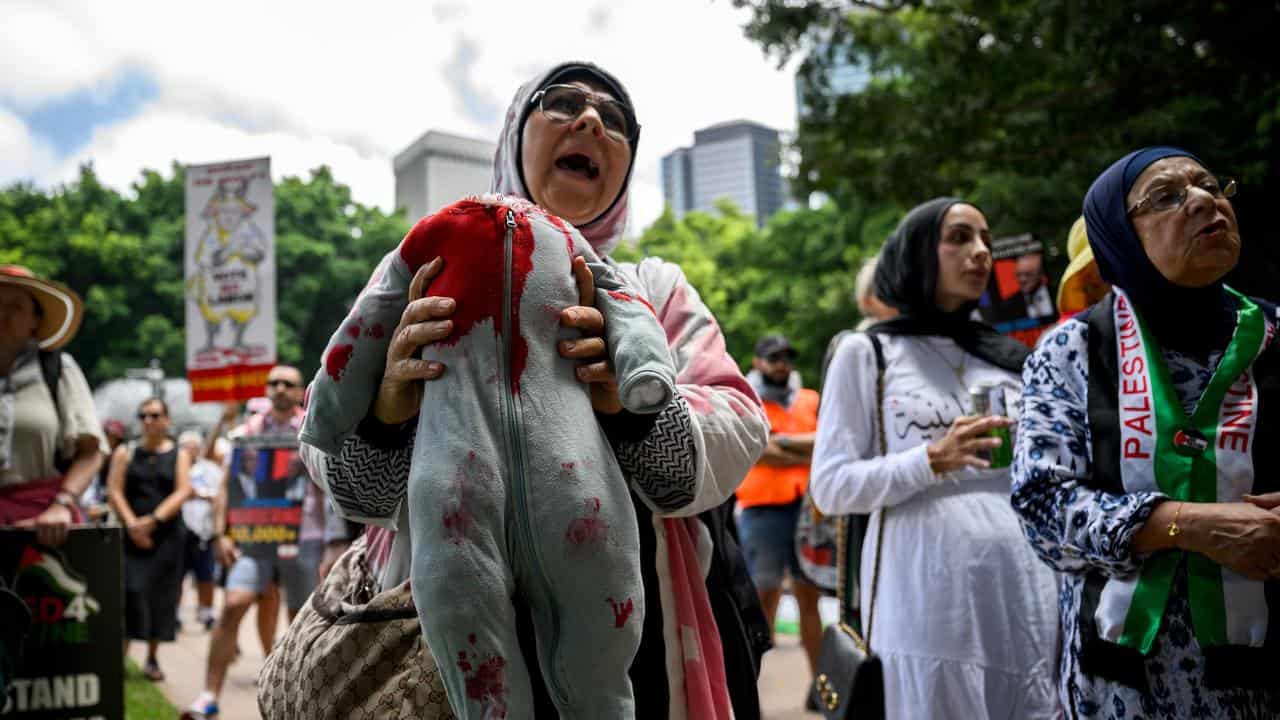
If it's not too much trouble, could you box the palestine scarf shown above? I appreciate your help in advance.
[1086,148,1273,654]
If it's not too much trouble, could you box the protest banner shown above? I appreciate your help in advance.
[184,157,276,402]
[0,527,123,720]
[976,233,1058,347]
[225,435,304,561]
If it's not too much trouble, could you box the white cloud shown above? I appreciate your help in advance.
[53,104,393,210]
[3,0,799,231]
[0,3,124,107]
[0,107,58,185]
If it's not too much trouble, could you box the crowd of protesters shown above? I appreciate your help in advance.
[2,55,1277,720]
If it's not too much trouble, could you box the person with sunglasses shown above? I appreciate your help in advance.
[187,365,355,718]
[105,397,193,682]
[1012,147,1280,717]
[299,62,770,719]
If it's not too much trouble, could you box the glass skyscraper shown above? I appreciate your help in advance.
[660,120,785,229]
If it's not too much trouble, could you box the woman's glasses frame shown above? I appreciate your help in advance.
[1128,176,1237,217]
[137,412,165,421]
[529,84,639,143]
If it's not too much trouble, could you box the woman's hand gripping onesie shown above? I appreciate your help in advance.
[301,195,676,720]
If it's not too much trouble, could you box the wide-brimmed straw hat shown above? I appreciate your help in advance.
[0,265,84,350]
[1056,217,1102,315]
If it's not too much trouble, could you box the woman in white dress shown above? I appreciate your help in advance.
[811,197,1061,719]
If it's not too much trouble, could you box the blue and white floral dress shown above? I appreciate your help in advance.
[1013,317,1280,718]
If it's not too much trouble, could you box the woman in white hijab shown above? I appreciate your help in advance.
[304,62,771,720]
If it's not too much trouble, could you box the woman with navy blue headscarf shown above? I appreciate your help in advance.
[1012,147,1280,717]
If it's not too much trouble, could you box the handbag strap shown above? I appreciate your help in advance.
[836,331,889,650]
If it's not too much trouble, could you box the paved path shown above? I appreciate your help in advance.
[759,633,822,720]
[140,581,821,718]
[129,582,274,719]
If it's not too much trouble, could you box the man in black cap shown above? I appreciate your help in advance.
[736,334,824,705]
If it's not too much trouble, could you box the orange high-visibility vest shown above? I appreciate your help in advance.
[736,388,819,508]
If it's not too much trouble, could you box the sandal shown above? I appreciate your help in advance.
[143,659,165,682]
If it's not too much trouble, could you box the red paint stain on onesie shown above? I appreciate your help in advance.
[345,322,361,339]
[397,202,532,393]
[442,452,481,545]
[607,596,635,628]
[456,641,508,717]
[544,213,578,259]
[324,344,354,381]
[565,497,608,548]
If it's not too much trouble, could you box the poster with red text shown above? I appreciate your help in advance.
[184,157,275,402]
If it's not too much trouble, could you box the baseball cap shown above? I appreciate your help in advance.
[754,334,796,360]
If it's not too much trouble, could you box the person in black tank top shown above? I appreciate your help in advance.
[105,397,193,682]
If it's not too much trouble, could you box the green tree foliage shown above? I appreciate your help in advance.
[0,164,408,386]
[613,198,900,385]
[732,0,1280,290]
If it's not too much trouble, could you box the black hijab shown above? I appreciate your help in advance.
[1083,146,1235,354]
[870,197,1030,373]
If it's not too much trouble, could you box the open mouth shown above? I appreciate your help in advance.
[1197,219,1228,237]
[555,153,600,180]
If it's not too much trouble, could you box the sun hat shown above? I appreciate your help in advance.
[0,265,85,350]
[1056,217,1102,315]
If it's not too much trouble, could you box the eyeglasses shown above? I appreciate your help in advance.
[530,84,638,143]
[267,379,300,389]
[764,353,794,364]
[1128,175,1237,216]
[137,412,164,421]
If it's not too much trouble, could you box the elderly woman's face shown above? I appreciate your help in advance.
[0,286,39,348]
[1127,157,1240,287]
[934,204,993,312]
[521,80,632,226]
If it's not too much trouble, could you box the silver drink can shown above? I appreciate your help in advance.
[969,384,992,416]
[969,383,1012,468]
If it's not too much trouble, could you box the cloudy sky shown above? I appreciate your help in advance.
[0,0,800,235]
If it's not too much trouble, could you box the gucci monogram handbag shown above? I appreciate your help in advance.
[257,535,456,719]
[812,332,886,719]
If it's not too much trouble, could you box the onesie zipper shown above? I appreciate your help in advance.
[500,208,568,704]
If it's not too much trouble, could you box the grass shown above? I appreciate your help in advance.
[124,658,178,720]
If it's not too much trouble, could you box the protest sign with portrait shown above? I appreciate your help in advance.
[224,435,304,562]
[976,234,1058,347]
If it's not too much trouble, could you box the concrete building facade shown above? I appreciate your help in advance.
[393,130,495,222]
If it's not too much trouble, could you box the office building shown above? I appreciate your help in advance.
[393,130,495,221]
[660,147,694,219]
[660,120,785,228]
[795,40,870,120]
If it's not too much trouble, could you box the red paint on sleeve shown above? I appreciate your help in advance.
[607,289,657,316]
[324,344,354,381]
